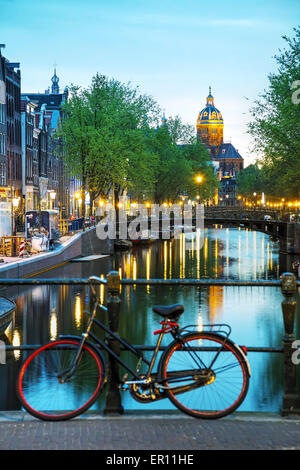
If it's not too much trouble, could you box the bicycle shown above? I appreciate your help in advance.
[17,276,251,421]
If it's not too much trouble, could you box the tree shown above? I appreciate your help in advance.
[236,163,266,196]
[248,27,300,198]
[55,74,160,215]
[55,85,90,218]
[181,140,219,202]
[145,116,218,204]
[56,74,219,214]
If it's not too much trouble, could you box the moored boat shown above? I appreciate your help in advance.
[0,296,16,333]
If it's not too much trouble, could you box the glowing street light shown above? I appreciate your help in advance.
[195,175,203,204]
[12,197,20,208]
[49,191,56,209]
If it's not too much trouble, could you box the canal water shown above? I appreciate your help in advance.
[1,227,299,414]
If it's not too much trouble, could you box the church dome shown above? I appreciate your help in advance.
[196,87,224,149]
[197,87,223,126]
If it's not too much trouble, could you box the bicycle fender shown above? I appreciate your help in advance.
[233,343,251,377]
[214,334,251,378]
[58,334,108,380]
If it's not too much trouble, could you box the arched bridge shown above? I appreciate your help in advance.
[204,207,300,254]
[113,207,300,255]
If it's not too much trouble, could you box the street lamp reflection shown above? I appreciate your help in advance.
[12,330,21,360]
[50,309,57,340]
[74,295,82,328]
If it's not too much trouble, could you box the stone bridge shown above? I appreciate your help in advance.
[204,207,300,254]
[113,207,300,255]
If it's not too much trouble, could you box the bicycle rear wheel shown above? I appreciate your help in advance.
[159,332,250,419]
[17,339,106,421]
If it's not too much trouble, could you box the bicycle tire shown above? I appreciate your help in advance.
[17,339,106,421]
[159,332,250,419]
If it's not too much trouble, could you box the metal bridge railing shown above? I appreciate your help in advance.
[1,272,300,416]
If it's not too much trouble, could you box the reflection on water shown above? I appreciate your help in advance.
[117,228,280,283]
[12,330,21,361]
[0,227,299,413]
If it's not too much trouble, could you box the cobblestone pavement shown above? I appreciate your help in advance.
[0,412,300,451]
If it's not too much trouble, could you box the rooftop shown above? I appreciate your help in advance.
[214,142,243,160]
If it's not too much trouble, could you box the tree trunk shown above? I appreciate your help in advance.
[81,172,86,231]
[114,186,119,239]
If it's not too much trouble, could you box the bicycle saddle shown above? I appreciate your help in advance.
[152,304,184,320]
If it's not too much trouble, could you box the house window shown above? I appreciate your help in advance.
[0,163,6,186]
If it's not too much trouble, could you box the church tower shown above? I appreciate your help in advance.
[51,67,59,94]
[196,87,224,153]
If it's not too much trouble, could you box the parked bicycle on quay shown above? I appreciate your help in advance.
[17,273,251,421]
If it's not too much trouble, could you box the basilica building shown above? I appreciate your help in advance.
[196,88,244,205]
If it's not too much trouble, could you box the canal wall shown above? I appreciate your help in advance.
[0,228,113,279]
[293,223,300,254]
[279,223,300,254]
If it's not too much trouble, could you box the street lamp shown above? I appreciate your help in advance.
[13,197,20,208]
[50,191,56,210]
[12,197,20,254]
[74,192,81,218]
[195,175,203,204]
[12,197,20,234]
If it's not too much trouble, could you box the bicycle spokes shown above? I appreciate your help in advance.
[160,333,249,419]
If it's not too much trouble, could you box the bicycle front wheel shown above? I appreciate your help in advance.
[159,332,250,419]
[17,339,106,421]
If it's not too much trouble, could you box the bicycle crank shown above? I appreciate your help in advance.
[129,375,167,403]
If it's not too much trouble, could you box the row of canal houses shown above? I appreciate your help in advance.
[0,46,80,236]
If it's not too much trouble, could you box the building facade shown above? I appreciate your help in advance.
[5,59,22,198]
[22,68,70,217]
[21,99,37,211]
[0,48,82,235]
[196,87,224,150]
[0,47,22,236]
[196,88,244,206]
[0,53,6,188]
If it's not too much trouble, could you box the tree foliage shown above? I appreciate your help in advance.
[140,116,218,204]
[236,163,266,196]
[56,73,218,212]
[248,27,300,198]
[56,74,160,213]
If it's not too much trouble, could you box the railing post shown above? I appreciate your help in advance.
[280,272,300,416]
[103,270,124,415]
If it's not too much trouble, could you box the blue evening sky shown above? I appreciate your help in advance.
[1,0,300,165]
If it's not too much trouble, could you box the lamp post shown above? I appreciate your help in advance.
[74,192,80,218]
[49,191,56,210]
[12,197,20,235]
[12,196,20,256]
[196,175,203,204]
[145,202,151,218]
[253,192,257,210]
